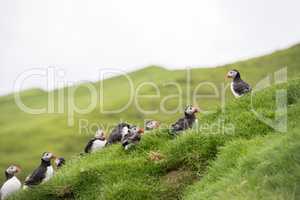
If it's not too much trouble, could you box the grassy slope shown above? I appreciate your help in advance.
[0,44,299,199]
[184,130,300,200]
[0,44,300,184]
[183,80,300,200]
[9,76,300,200]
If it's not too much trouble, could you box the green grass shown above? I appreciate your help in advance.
[9,76,300,200]
[1,44,300,199]
[183,130,300,200]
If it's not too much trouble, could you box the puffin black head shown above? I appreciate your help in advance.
[41,152,56,162]
[5,165,21,179]
[226,69,241,80]
[95,129,106,140]
[118,122,130,129]
[184,105,200,116]
[55,157,65,169]
[145,120,160,130]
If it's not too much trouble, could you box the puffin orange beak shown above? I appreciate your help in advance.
[193,107,200,113]
[226,74,232,80]
[138,128,144,134]
[52,155,57,160]
[156,122,160,128]
[16,165,22,173]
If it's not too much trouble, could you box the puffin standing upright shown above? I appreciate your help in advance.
[0,165,22,200]
[84,129,107,153]
[107,123,131,144]
[170,105,199,134]
[23,152,56,189]
[121,126,144,150]
[227,69,251,98]
[145,120,160,131]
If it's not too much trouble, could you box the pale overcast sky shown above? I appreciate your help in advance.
[0,0,300,95]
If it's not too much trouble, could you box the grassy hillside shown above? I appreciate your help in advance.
[0,44,300,196]
[9,77,300,200]
[184,130,300,200]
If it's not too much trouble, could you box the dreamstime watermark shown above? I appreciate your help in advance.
[13,66,288,133]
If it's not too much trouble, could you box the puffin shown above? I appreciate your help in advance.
[145,120,160,131]
[0,165,22,200]
[226,69,251,98]
[23,152,56,189]
[170,105,199,134]
[121,126,144,150]
[107,123,131,144]
[55,157,65,169]
[84,129,107,153]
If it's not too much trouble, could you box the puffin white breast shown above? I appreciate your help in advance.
[44,166,54,182]
[231,82,241,98]
[0,176,21,200]
[91,140,107,152]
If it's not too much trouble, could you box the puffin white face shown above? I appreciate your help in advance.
[227,70,239,79]
[42,152,55,162]
[95,129,105,139]
[184,105,199,115]
[145,120,160,130]
[130,126,144,135]
[6,165,21,175]
[121,126,129,136]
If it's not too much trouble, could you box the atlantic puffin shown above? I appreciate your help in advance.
[227,69,251,98]
[145,120,160,131]
[55,157,65,169]
[170,105,199,134]
[0,165,21,200]
[107,123,131,144]
[23,152,56,189]
[84,129,107,153]
[121,126,144,150]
